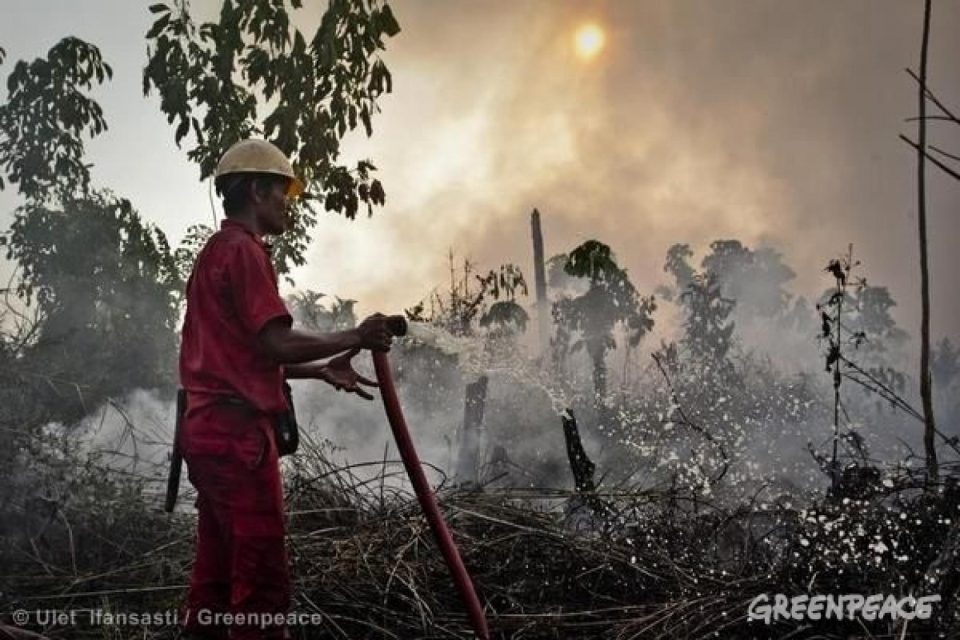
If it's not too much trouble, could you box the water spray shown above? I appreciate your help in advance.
[373,315,491,640]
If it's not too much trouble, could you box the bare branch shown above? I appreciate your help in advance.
[904,115,960,124]
[906,67,960,124]
[931,144,960,163]
[651,353,729,484]
[901,135,960,181]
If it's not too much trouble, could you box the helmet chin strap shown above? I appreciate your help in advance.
[207,177,218,227]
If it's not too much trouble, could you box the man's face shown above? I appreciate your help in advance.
[255,179,292,235]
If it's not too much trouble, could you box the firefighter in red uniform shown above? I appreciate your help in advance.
[177,139,394,639]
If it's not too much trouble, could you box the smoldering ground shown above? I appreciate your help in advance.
[62,240,953,508]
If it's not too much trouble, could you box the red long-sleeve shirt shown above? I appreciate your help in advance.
[179,219,292,416]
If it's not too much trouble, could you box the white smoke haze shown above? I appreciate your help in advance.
[36,194,950,516]
[36,270,947,527]
[0,1,957,338]
[313,0,960,348]
[3,2,958,525]
[74,389,175,474]
[55,222,938,507]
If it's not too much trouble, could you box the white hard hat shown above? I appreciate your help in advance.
[214,138,305,198]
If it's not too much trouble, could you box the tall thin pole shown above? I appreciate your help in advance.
[530,209,549,355]
[917,0,938,484]
[831,272,842,489]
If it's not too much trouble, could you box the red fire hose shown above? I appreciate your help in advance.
[372,319,491,640]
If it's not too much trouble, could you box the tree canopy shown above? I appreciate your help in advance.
[0,37,111,202]
[143,0,400,279]
[0,37,180,423]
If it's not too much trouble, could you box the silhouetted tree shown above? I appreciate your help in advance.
[5,194,179,422]
[0,38,109,202]
[679,272,736,374]
[664,240,794,322]
[0,38,179,424]
[552,240,655,402]
[143,0,400,280]
[896,0,938,482]
[287,291,357,332]
[662,242,695,301]
[702,241,795,319]
[915,0,938,483]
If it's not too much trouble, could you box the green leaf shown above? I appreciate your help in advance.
[148,3,169,14]
[175,118,189,144]
[369,180,385,205]
[146,14,171,40]
[378,5,401,38]
[360,107,372,137]
[383,67,392,94]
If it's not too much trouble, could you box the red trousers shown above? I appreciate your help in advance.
[181,403,290,640]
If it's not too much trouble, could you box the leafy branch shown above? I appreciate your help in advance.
[143,0,400,278]
[0,38,112,202]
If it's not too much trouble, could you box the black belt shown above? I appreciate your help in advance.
[163,385,299,513]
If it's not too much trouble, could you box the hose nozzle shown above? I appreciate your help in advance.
[385,315,408,337]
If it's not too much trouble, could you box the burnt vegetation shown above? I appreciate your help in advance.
[1,3,959,640]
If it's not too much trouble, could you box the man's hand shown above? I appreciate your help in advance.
[319,348,379,400]
[356,313,394,352]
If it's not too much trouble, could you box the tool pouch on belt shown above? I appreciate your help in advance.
[275,381,300,457]
[212,384,300,458]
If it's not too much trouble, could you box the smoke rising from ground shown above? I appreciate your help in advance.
[4,0,958,515]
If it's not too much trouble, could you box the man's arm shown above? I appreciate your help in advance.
[283,362,326,379]
[260,322,361,365]
[259,314,392,365]
[282,349,379,400]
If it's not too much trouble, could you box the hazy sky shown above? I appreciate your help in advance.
[1,1,959,348]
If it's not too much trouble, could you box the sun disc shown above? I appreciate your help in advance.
[574,23,605,60]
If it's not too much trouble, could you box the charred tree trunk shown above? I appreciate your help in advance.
[456,375,488,485]
[916,0,939,484]
[561,409,612,524]
[561,409,596,493]
[530,209,549,356]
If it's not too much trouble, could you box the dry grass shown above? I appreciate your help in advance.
[1,436,958,640]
